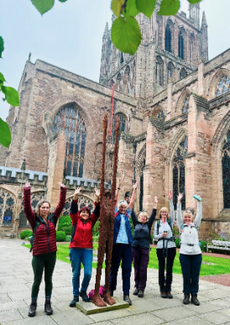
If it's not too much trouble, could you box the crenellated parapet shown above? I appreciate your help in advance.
[64,176,111,191]
[0,166,48,186]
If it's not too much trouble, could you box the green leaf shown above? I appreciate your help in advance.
[0,72,6,87]
[0,118,11,148]
[58,0,68,2]
[111,0,126,17]
[136,0,157,19]
[111,16,142,55]
[188,0,201,4]
[123,0,139,17]
[1,86,19,106]
[31,0,54,15]
[158,0,180,16]
[0,36,4,58]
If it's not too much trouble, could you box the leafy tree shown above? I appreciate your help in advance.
[0,0,201,148]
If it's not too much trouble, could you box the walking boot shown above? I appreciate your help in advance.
[80,291,91,302]
[191,294,200,306]
[44,298,53,315]
[69,296,79,307]
[138,290,144,298]
[133,287,139,295]
[183,293,190,305]
[166,292,173,299]
[28,300,37,317]
[161,292,167,298]
[123,295,132,305]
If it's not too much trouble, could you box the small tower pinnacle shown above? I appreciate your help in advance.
[189,3,200,29]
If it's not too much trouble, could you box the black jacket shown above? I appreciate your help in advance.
[131,208,157,249]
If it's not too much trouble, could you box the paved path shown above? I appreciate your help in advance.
[1,238,230,325]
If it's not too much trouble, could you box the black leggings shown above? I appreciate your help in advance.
[157,247,176,293]
[31,252,56,299]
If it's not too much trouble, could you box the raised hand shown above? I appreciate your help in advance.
[167,191,172,201]
[133,180,138,190]
[177,192,183,203]
[24,181,31,188]
[94,188,100,198]
[117,178,122,189]
[74,187,82,195]
[58,181,66,188]
[154,195,158,204]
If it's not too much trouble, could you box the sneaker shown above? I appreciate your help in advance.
[183,294,190,305]
[69,296,79,307]
[138,290,144,298]
[123,295,132,305]
[28,301,37,317]
[133,288,139,295]
[191,294,200,306]
[161,292,167,298]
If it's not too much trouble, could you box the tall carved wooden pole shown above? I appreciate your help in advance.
[92,113,120,307]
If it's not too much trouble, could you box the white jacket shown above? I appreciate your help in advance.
[176,202,202,255]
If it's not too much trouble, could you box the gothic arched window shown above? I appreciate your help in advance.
[157,110,165,121]
[167,62,174,84]
[173,137,188,210]
[153,108,165,122]
[216,76,230,97]
[157,16,163,47]
[189,33,195,63]
[180,68,187,80]
[178,30,184,59]
[53,105,86,177]
[156,56,164,87]
[112,112,127,144]
[63,196,94,216]
[120,52,124,64]
[139,158,145,211]
[0,190,15,226]
[182,95,190,113]
[165,24,172,52]
[222,131,230,208]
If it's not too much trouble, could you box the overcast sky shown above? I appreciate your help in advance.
[0,0,229,121]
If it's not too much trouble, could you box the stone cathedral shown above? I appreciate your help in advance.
[0,2,230,237]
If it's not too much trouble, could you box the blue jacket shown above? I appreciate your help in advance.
[113,211,133,245]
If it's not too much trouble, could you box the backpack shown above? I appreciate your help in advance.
[156,218,175,241]
[30,216,55,252]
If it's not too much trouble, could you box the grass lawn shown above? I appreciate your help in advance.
[149,247,230,276]
[23,243,230,277]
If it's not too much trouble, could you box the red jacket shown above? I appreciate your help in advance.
[69,200,100,249]
[23,186,66,256]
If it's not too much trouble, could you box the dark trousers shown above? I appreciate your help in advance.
[110,244,132,295]
[179,253,202,295]
[132,247,149,291]
[156,247,176,293]
[31,252,56,299]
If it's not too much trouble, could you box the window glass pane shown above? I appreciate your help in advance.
[53,106,86,177]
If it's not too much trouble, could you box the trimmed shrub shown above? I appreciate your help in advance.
[175,237,180,248]
[200,241,207,253]
[66,235,71,242]
[58,215,72,236]
[20,230,33,239]
[93,220,100,238]
[56,231,66,242]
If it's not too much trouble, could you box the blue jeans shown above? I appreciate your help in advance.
[179,253,202,294]
[70,248,93,296]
